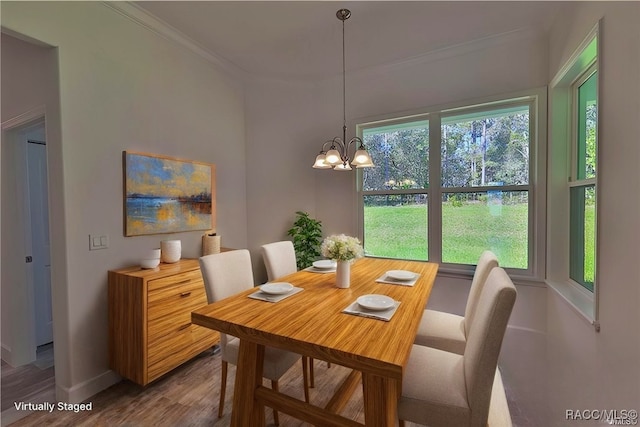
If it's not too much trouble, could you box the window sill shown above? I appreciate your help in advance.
[546,279,597,329]
[437,267,547,288]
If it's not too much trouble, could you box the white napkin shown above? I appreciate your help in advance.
[375,274,419,287]
[248,287,303,303]
[303,266,337,274]
[342,300,400,322]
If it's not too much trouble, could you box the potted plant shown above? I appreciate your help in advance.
[287,211,323,270]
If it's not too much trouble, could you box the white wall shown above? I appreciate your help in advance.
[245,27,550,265]
[245,25,551,424]
[546,2,640,425]
[1,1,247,402]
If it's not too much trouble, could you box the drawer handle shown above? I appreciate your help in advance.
[175,279,191,285]
[180,291,192,298]
[178,323,191,331]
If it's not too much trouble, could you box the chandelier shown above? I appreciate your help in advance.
[312,9,374,171]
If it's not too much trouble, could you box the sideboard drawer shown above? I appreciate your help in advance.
[148,295,206,344]
[148,281,207,321]
[147,269,202,292]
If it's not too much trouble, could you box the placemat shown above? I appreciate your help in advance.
[375,273,419,286]
[342,300,400,321]
[248,287,303,303]
[303,266,337,274]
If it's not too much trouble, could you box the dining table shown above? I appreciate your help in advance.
[191,256,438,427]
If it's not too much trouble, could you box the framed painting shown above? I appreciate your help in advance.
[123,151,216,236]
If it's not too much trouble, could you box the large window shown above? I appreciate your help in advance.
[358,93,542,274]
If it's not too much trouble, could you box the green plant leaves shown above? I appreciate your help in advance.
[287,211,323,269]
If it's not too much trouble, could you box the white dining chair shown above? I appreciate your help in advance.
[414,250,499,354]
[261,240,298,281]
[199,249,310,424]
[260,240,328,387]
[398,267,516,427]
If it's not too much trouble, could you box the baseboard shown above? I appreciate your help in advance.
[56,370,121,403]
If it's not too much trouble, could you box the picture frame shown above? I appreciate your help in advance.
[123,151,216,236]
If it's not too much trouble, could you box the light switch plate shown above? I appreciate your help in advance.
[89,234,109,250]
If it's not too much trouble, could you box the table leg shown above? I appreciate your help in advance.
[362,372,400,427]
[230,340,265,427]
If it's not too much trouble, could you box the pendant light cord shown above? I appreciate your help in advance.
[342,14,347,144]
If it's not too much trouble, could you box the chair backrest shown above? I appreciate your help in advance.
[463,250,499,335]
[199,249,254,303]
[261,241,297,281]
[463,267,516,427]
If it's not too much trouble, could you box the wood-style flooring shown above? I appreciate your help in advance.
[1,343,56,426]
[3,347,528,426]
[5,348,380,427]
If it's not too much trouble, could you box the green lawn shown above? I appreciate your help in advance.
[583,205,596,284]
[364,202,594,276]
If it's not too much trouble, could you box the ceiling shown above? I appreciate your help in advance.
[132,1,567,81]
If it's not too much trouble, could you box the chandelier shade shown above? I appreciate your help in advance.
[312,9,374,171]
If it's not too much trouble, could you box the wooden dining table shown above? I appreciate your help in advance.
[191,256,438,427]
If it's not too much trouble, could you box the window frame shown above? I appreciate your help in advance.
[547,21,600,328]
[355,88,547,280]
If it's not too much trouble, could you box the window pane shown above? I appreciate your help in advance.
[442,191,528,269]
[570,185,596,291]
[442,107,529,187]
[577,71,597,180]
[363,194,427,260]
[362,121,429,191]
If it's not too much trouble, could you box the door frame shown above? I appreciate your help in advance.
[1,106,51,366]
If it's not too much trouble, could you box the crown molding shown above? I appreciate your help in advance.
[101,2,543,85]
[102,1,247,79]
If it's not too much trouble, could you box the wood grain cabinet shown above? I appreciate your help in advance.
[108,259,219,386]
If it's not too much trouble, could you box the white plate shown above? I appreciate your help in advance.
[313,260,337,270]
[386,270,416,281]
[259,282,294,295]
[357,294,395,311]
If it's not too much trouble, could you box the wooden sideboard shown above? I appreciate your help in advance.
[108,259,220,386]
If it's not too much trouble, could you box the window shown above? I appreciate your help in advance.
[361,120,429,261]
[569,68,597,291]
[548,22,599,325]
[358,92,543,276]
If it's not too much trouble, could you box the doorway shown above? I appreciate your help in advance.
[0,118,55,424]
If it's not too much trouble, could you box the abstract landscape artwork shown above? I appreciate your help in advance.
[123,151,215,236]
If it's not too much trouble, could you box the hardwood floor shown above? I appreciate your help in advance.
[1,343,56,426]
[3,347,527,426]
[5,348,373,427]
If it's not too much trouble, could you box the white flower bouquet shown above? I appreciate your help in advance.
[321,234,364,261]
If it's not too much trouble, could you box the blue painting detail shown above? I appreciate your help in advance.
[124,152,213,236]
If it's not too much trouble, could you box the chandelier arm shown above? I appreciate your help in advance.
[331,137,347,151]
[321,140,337,152]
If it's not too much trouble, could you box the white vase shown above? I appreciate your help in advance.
[336,260,352,288]
[161,240,181,263]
